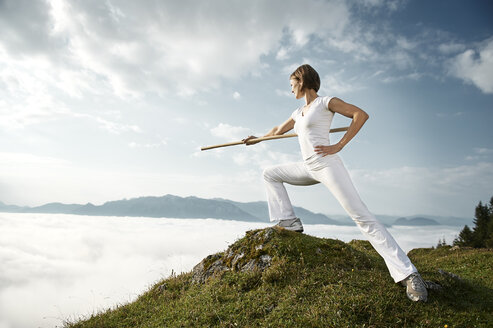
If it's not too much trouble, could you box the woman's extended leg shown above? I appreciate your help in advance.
[263,162,319,222]
[308,155,416,283]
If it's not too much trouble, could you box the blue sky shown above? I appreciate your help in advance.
[0,0,492,217]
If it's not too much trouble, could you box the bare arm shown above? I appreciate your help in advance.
[264,118,294,137]
[314,97,369,156]
[243,117,294,145]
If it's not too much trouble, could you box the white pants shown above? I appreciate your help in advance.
[263,154,417,282]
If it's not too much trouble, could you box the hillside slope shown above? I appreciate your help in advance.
[65,228,493,328]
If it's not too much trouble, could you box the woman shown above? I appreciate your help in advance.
[243,64,428,302]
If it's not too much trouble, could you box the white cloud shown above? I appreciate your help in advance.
[349,162,493,216]
[326,37,374,59]
[275,89,292,97]
[475,147,493,155]
[0,0,56,55]
[172,117,188,124]
[438,42,466,55]
[233,91,241,100]
[361,0,385,7]
[323,20,419,71]
[0,213,269,328]
[210,123,251,141]
[381,72,422,83]
[358,0,407,11]
[466,148,493,161]
[208,123,300,170]
[0,0,356,141]
[232,143,300,169]
[128,142,157,148]
[321,72,363,94]
[0,54,72,130]
[386,0,407,11]
[95,117,141,134]
[396,36,417,50]
[0,152,70,167]
[276,47,289,60]
[353,162,493,195]
[0,0,351,98]
[71,112,142,135]
[449,37,493,94]
[386,49,415,70]
[128,139,167,148]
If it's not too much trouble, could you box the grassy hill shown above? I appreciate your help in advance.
[65,227,493,328]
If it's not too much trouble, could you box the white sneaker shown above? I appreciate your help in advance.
[275,218,304,233]
[401,272,428,302]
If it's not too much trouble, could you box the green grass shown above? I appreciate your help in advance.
[65,227,493,328]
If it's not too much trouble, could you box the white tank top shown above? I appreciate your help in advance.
[291,96,335,166]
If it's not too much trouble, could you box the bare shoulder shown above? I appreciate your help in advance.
[328,97,345,112]
[328,97,367,119]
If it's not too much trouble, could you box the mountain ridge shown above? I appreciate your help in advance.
[393,216,440,226]
[0,195,473,226]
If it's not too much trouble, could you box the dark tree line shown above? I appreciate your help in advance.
[454,196,493,248]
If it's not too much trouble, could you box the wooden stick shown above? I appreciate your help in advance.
[201,126,349,151]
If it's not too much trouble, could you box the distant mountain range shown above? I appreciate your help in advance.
[393,217,440,226]
[0,195,474,227]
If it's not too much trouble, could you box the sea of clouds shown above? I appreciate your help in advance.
[0,213,461,328]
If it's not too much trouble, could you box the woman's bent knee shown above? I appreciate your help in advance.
[263,166,277,182]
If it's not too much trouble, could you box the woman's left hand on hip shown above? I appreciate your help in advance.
[314,143,343,156]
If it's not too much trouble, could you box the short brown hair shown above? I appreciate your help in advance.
[290,64,320,92]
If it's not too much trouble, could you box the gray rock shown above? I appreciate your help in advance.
[258,255,272,269]
[191,228,277,284]
[438,269,463,281]
[264,228,274,242]
[241,259,257,272]
[192,253,229,284]
[231,252,245,268]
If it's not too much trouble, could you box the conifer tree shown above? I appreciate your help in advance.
[454,225,473,246]
[455,197,493,248]
[473,201,491,248]
[485,196,493,248]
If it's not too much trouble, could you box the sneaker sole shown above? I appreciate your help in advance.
[407,292,427,302]
[275,219,304,233]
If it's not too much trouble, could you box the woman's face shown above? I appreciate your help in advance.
[290,78,304,99]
